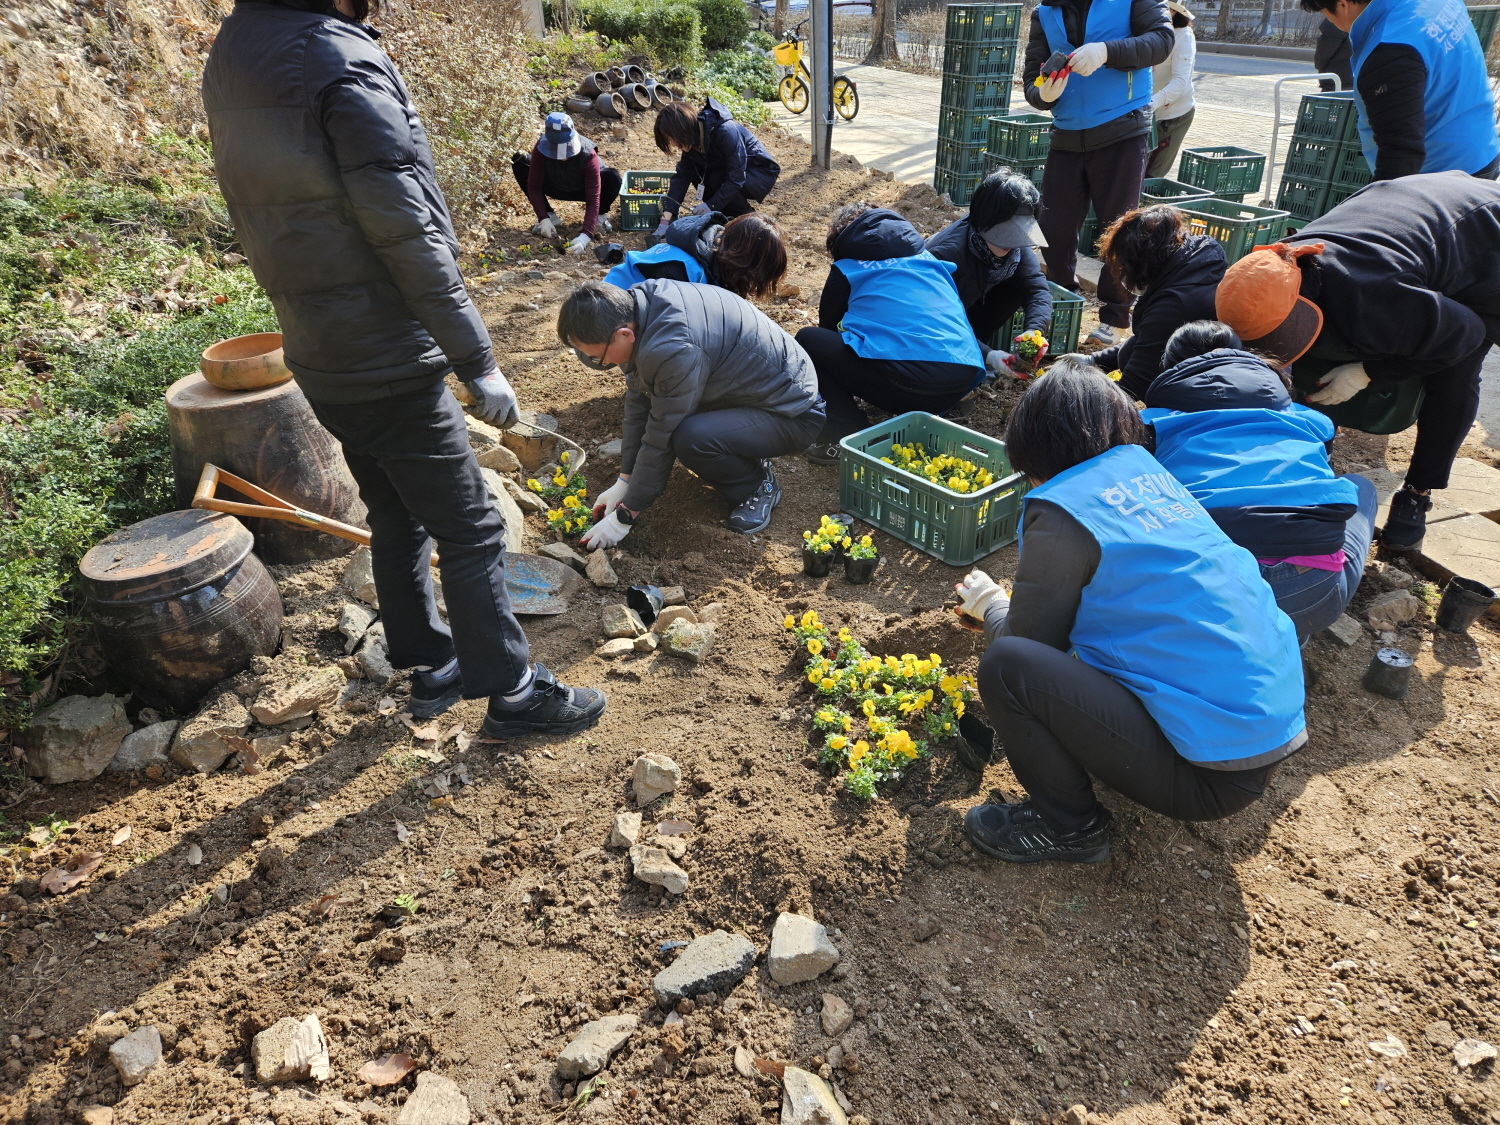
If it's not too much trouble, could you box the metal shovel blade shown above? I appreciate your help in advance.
[505,553,575,616]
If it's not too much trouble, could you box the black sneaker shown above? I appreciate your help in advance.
[409,658,463,719]
[963,799,1112,864]
[480,664,606,739]
[1383,487,1432,551]
[726,460,781,534]
[804,441,841,466]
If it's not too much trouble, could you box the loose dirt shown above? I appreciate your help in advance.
[2,104,1498,1125]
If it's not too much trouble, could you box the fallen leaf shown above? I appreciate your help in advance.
[1455,1038,1497,1068]
[418,762,471,800]
[452,730,472,753]
[1367,1032,1406,1059]
[377,696,397,715]
[394,820,410,843]
[438,723,464,747]
[396,713,440,741]
[224,734,263,776]
[26,826,50,846]
[429,795,454,810]
[656,818,693,836]
[833,1083,852,1112]
[185,843,203,866]
[311,894,357,919]
[39,851,104,894]
[753,1057,786,1080]
[357,1052,418,1087]
[111,826,131,846]
[213,884,229,904]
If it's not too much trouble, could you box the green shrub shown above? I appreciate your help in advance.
[579,0,704,65]
[701,49,779,100]
[747,29,776,51]
[695,0,751,51]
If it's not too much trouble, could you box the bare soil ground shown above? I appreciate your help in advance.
[3,109,1499,1125]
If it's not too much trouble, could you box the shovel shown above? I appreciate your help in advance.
[190,463,575,615]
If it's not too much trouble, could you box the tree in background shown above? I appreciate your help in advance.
[774,0,789,38]
[865,0,899,63]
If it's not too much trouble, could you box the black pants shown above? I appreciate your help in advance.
[977,636,1277,835]
[795,326,980,441]
[1038,133,1150,329]
[309,382,531,699]
[966,288,1026,354]
[671,403,826,503]
[510,153,622,216]
[1406,342,1490,491]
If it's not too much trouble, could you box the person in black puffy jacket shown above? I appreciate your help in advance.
[652,100,781,238]
[202,0,606,741]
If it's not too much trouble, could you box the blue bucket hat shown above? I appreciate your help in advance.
[538,112,584,160]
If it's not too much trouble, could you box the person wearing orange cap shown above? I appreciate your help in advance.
[1216,172,1500,550]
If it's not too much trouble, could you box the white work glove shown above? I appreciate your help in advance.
[580,509,631,550]
[462,364,519,429]
[1069,41,1109,76]
[592,475,631,520]
[954,570,1009,624]
[985,349,1018,377]
[1306,362,1370,405]
[567,233,591,255]
[1038,70,1070,103]
[650,215,672,243]
[532,217,558,239]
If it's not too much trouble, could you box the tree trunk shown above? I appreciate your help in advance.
[864,0,899,64]
[1215,0,1234,39]
[774,0,789,39]
[1257,0,1276,38]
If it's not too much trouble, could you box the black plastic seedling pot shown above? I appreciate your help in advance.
[1435,576,1496,634]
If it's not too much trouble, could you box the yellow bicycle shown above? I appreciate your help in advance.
[774,20,859,121]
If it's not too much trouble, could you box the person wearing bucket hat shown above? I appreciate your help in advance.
[925,169,1053,380]
[1145,1,1197,179]
[511,112,622,255]
[1216,172,1500,551]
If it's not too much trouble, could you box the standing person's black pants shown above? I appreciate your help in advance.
[1406,342,1491,490]
[977,636,1279,835]
[1038,133,1150,330]
[669,403,826,502]
[309,382,532,699]
[510,153,622,215]
[795,326,981,440]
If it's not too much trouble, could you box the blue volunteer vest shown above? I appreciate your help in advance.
[603,244,707,290]
[1350,0,1500,175]
[1037,0,1152,132]
[835,253,984,371]
[1025,443,1305,767]
[1142,405,1360,513]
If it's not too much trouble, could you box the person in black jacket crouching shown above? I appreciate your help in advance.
[203,0,605,740]
[925,169,1053,380]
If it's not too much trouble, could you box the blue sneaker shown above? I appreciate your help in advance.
[726,460,781,534]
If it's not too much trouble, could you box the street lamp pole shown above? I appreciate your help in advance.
[810,0,834,169]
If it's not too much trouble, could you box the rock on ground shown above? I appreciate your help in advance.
[79,1108,112,1125]
[660,585,687,606]
[698,601,727,624]
[585,549,619,588]
[250,666,346,725]
[538,542,588,572]
[632,752,681,805]
[479,469,525,556]
[634,632,659,652]
[107,720,178,772]
[607,810,642,848]
[19,694,131,784]
[651,929,757,1006]
[781,1065,846,1125]
[251,1014,329,1083]
[768,912,841,985]
[343,547,378,607]
[556,1014,639,1080]
[602,603,647,638]
[662,620,717,664]
[108,1026,162,1086]
[1366,589,1421,631]
[597,438,623,461]
[170,690,251,774]
[629,844,688,895]
[466,416,523,472]
[397,1072,471,1125]
[503,475,546,512]
[596,638,635,659]
[821,993,853,1037]
[1324,614,1363,646]
[338,602,377,653]
[358,623,394,682]
[651,605,697,634]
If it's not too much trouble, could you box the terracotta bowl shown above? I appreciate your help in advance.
[200,332,293,392]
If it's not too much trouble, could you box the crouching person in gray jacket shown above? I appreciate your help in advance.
[559,280,826,546]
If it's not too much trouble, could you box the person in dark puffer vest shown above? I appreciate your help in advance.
[1142,321,1377,643]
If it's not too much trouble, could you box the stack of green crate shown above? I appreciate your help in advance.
[981,111,1051,190]
[1273,90,1370,226]
[934,3,1023,206]
[1177,145,1266,203]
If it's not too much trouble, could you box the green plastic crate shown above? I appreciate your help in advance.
[985,111,1052,161]
[1077,206,1100,256]
[618,170,674,231]
[1139,177,1214,207]
[1294,91,1360,142]
[940,74,1012,114]
[1178,197,1291,263]
[938,105,993,146]
[1333,143,1372,189]
[981,151,1045,188]
[1282,137,1341,181]
[1470,4,1499,51]
[994,279,1084,356]
[838,411,1030,566]
[944,3,1023,42]
[1177,146,1266,197]
[942,38,1016,80]
[1275,175,1331,223]
[1326,184,1362,211]
[935,138,989,178]
[935,164,985,206]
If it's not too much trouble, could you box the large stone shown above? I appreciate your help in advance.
[768,912,841,985]
[632,752,680,805]
[585,549,619,589]
[358,623,395,682]
[476,444,522,475]
[596,638,635,659]
[539,541,588,573]
[250,667,346,725]
[781,1066,846,1125]
[821,993,853,1037]
[629,845,689,895]
[109,1026,162,1086]
[479,469,525,556]
[660,586,687,606]
[662,620,717,664]
[251,1014,329,1083]
[18,695,130,784]
[1442,457,1500,521]
[397,1072,471,1125]
[634,632,659,653]
[108,721,178,772]
[1324,614,1363,647]
[1413,514,1500,612]
[338,603,377,653]
[607,810,642,848]
[650,605,698,634]
[465,413,503,453]
[651,929,757,1006]
[170,690,251,774]
[343,547,378,607]
[597,438,623,462]
[1365,589,1422,632]
[503,475,546,512]
[602,604,647,639]
[555,1014,639,1080]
